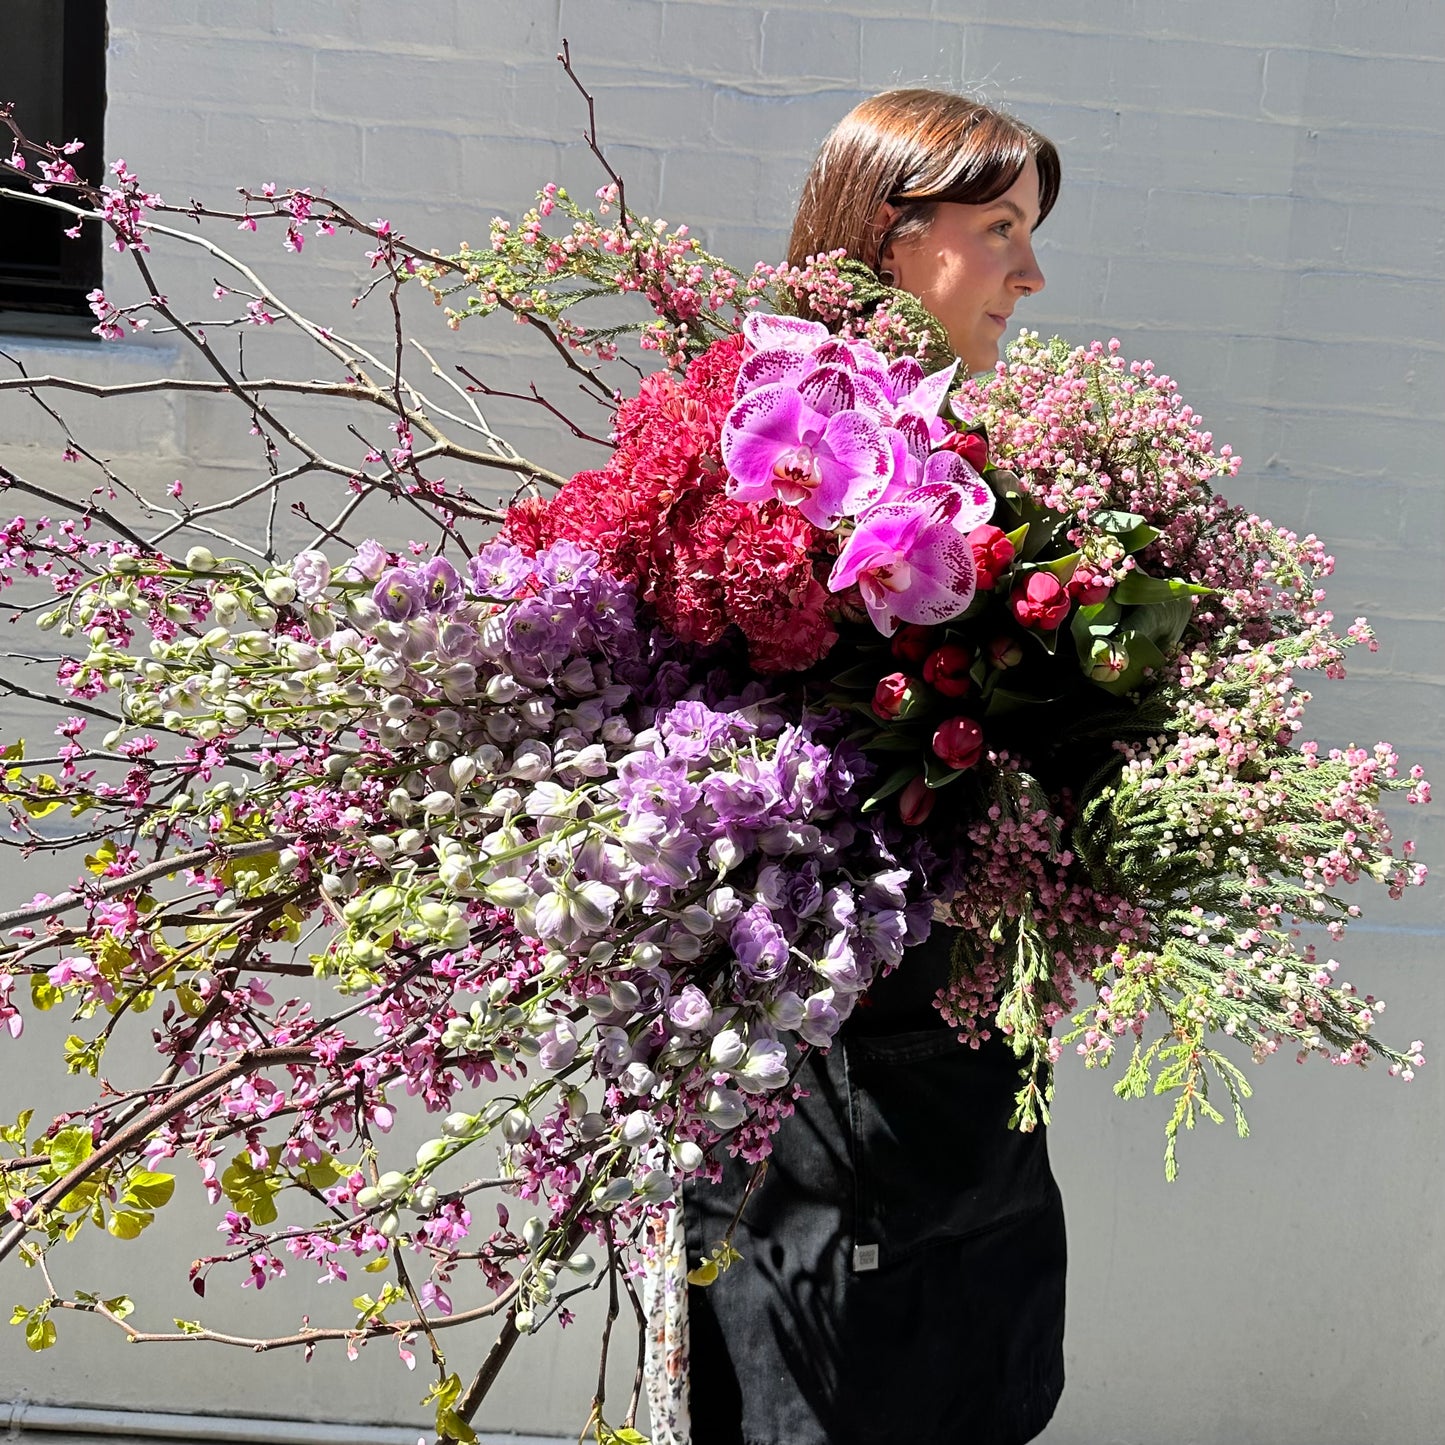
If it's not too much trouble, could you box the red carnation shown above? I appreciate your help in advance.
[967,524,1016,592]
[1009,572,1070,631]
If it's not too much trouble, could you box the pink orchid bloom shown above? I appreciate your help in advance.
[721,366,894,528]
[877,427,989,506]
[828,466,995,634]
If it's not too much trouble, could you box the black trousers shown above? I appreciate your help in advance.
[682,932,1067,1445]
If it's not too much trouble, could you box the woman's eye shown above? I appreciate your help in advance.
[991,221,1012,236]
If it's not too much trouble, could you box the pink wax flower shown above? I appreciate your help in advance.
[923,643,973,699]
[721,366,894,529]
[1009,571,1070,631]
[932,716,985,772]
[828,469,994,636]
[897,774,935,826]
[872,671,924,721]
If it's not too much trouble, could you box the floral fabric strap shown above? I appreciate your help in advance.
[642,1205,691,1445]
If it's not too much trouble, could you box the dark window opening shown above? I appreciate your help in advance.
[0,0,107,316]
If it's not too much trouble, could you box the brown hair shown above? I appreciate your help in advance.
[787,89,1061,273]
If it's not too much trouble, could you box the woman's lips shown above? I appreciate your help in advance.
[986,312,1010,330]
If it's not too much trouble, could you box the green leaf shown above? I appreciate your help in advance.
[220,1153,283,1226]
[174,1318,206,1334]
[123,1170,176,1211]
[923,755,966,790]
[982,686,1056,717]
[860,765,917,813]
[102,1295,135,1320]
[45,1126,94,1176]
[106,1207,154,1240]
[21,775,63,819]
[0,1109,33,1147]
[424,1373,464,1411]
[1092,510,1161,553]
[859,730,924,753]
[297,1155,348,1191]
[830,662,886,690]
[1037,550,1080,582]
[10,1304,29,1325]
[436,1407,478,1445]
[25,1313,57,1351]
[596,1426,650,1445]
[29,975,63,1012]
[1126,597,1195,654]
[64,1034,105,1077]
[1111,572,1213,606]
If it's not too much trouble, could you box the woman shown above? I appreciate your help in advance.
[678,91,1067,1445]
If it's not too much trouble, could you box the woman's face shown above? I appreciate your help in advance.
[879,155,1046,374]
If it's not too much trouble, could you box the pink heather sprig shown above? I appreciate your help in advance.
[952,333,1336,648]
[429,184,759,366]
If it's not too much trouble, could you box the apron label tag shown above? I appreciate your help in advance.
[852,1243,880,1272]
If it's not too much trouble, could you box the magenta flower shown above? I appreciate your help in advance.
[721,367,894,528]
[742,312,829,354]
[828,471,995,635]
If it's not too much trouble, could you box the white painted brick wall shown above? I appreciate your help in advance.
[1,2,1441,1441]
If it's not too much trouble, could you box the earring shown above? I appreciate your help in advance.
[878,268,897,287]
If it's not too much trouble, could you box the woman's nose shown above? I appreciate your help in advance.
[1013,244,1045,297]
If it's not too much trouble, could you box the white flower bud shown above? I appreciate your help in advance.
[184,545,217,572]
[672,1140,705,1172]
[709,1029,747,1070]
[620,1111,656,1147]
[263,575,297,606]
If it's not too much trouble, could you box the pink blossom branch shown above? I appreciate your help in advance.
[0,836,291,936]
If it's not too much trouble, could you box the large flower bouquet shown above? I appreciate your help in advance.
[0,83,1428,1444]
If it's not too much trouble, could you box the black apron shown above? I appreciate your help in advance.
[683,925,1067,1445]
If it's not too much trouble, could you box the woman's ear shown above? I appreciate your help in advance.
[871,200,900,280]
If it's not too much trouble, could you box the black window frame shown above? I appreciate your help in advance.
[0,0,107,319]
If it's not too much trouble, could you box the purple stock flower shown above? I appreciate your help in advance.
[798,992,841,1047]
[468,541,534,599]
[757,859,824,921]
[534,539,600,589]
[658,700,752,761]
[504,596,570,659]
[733,1038,790,1094]
[730,903,790,983]
[721,367,894,529]
[701,755,786,833]
[420,557,462,612]
[667,984,714,1033]
[288,549,332,602]
[345,538,389,582]
[374,566,426,622]
[828,466,995,635]
[614,751,703,829]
